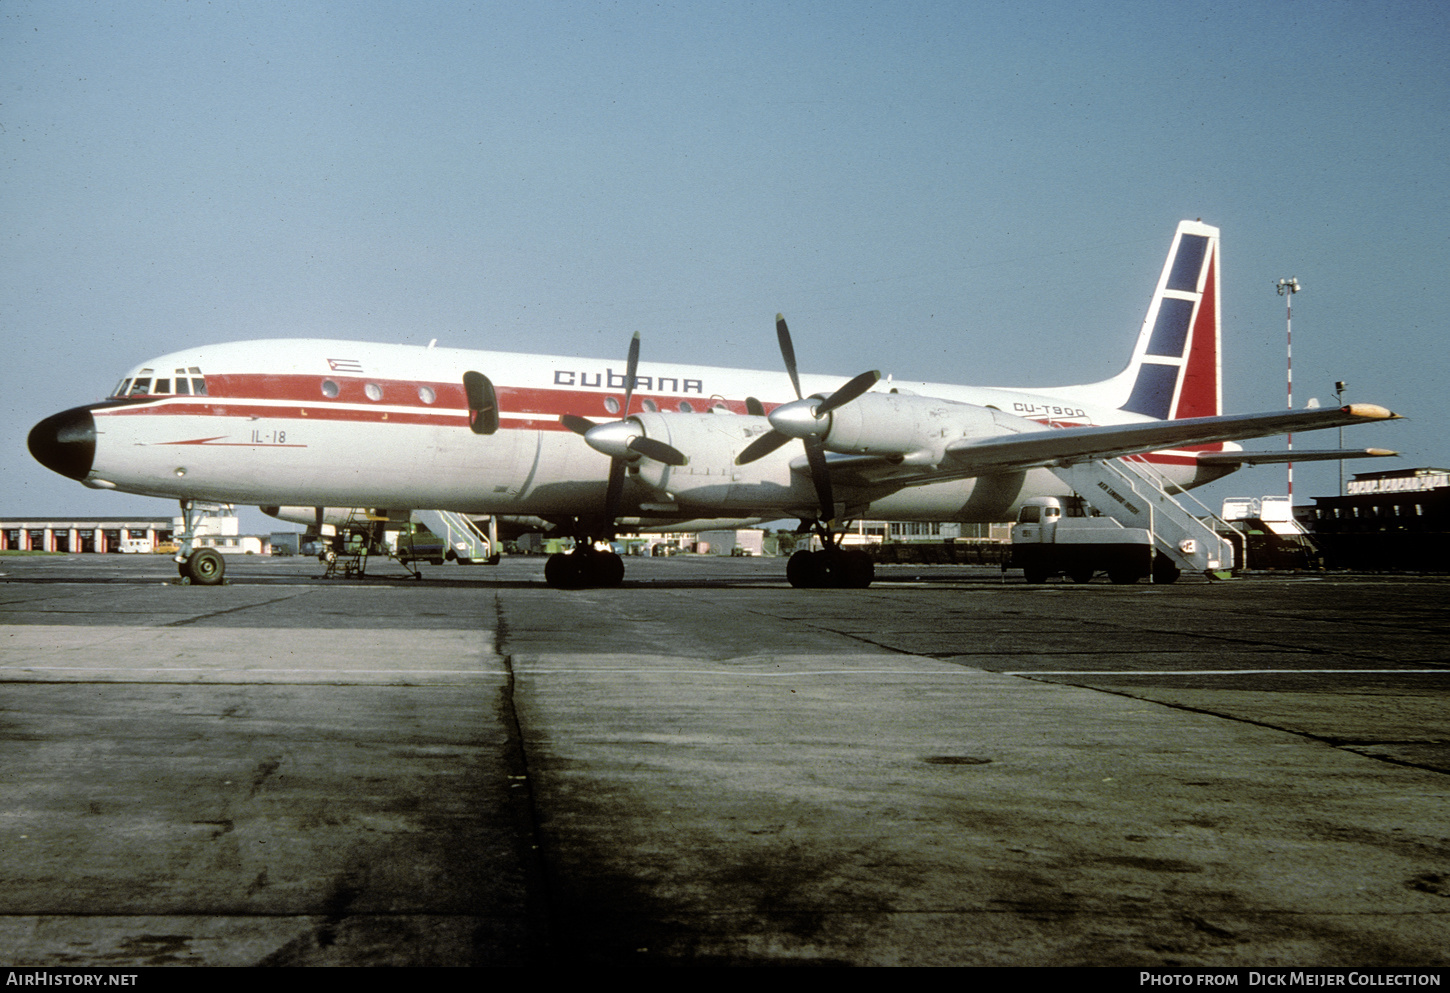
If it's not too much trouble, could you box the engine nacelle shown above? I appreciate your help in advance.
[626,411,815,513]
[821,393,1006,462]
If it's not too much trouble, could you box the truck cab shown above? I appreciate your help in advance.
[1010,496,1162,584]
[1013,497,1064,544]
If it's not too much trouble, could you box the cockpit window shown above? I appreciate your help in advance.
[116,366,205,397]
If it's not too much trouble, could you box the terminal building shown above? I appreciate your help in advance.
[1,505,267,555]
[1304,467,1450,571]
[1,516,174,554]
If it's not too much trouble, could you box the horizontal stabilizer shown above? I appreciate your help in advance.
[1197,447,1399,467]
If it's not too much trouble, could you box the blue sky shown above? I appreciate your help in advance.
[5,1,1446,530]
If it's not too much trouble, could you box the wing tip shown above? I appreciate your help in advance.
[1344,403,1402,420]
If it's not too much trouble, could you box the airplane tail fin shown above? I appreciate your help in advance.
[1059,220,1222,421]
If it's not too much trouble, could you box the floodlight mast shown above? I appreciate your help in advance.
[1335,379,1347,496]
[1276,277,1301,499]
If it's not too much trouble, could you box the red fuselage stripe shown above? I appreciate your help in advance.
[102,373,762,429]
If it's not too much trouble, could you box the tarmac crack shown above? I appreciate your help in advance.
[492,590,557,961]
[1020,676,1450,778]
[160,592,316,627]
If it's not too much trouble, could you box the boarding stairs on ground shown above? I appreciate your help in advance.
[413,510,493,564]
[1052,457,1237,577]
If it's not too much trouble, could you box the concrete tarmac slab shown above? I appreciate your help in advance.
[1,556,1447,966]
[1,625,498,683]
[514,651,1450,966]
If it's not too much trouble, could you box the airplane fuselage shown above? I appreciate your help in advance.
[35,337,1221,529]
[30,222,1404,591]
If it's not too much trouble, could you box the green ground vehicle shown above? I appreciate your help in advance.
[394,524,446,566]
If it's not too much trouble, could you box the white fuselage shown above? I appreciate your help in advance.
[77,338,1214,527]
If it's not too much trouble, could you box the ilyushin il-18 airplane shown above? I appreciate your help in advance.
[29,220,1400,589]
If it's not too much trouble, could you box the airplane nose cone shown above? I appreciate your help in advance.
[28,406,97,481]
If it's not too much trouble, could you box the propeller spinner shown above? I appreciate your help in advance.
[560,332,688,530]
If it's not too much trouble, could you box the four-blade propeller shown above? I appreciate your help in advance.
[563,317,878,527]
[560,332,688,530]
[734,314,879,522]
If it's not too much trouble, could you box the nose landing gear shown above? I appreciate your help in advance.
[173,500,226,585]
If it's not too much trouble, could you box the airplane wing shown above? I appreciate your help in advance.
[791,404,1401,490]
[943,404,1400,474]
[1195,447,1398,467]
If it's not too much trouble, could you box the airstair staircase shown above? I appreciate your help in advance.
[414,510,493,564]
[1052,458,1237,578]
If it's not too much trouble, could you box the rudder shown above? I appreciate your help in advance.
[1118,220,1222,420]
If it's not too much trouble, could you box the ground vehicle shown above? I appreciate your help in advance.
[1009,497,1178,584]
[394,525,446,566]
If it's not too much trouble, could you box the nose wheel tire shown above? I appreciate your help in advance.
[184,548,225,586]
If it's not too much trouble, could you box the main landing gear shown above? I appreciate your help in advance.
[544,544,625,589]
[786,546,875,588]
[785,523,875,589]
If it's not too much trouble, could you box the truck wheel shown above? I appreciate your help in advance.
[186,548,225,586]
[1152,557,1181,585]
[1108,568,1141,585]
[1069,568,1095,584]
[1023,566,1049,584]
